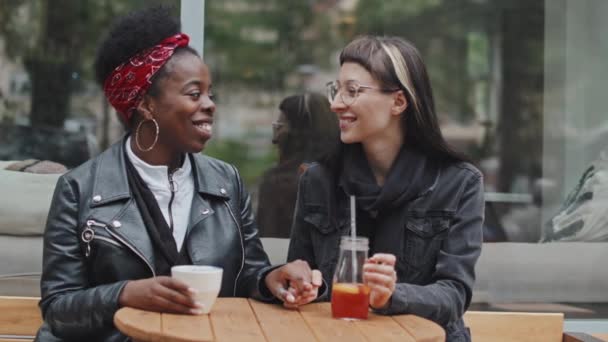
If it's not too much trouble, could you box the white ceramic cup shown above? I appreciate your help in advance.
[171,265,223,314]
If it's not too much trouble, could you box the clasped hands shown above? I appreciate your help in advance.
[118,259,323,314]
[119,255,397,314]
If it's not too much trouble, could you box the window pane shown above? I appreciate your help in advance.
[0,0,178,296]
[202,0,608,319]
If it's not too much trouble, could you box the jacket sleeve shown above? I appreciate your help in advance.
[286,170,316,267]
[229,165,277,301]
[286,170,329,300]
[374,173,484,326]
[39,175,128,339]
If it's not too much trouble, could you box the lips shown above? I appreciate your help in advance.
[192,118,213,138]
[339,115,357,130]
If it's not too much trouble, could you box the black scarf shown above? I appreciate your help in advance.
[124,149,191,276]
[339,144,439,247]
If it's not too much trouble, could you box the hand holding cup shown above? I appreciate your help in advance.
[363,253,397,309]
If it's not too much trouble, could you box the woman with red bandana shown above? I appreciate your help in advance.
[35,7,321,341]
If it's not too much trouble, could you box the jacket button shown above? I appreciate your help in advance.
[112,220,122,228]
[92,195,102,203]
[220,188,227,195]
[202,209,210,215]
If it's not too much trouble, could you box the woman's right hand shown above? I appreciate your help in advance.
[118,276,203,314]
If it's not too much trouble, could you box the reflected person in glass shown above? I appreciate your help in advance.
[287,36,484,342]
[257,92,339,238]
[36,6,321,342]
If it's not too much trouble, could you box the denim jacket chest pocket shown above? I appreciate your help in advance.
[401,215,451,269]
[302,204,347,271]
[303,205,333,234]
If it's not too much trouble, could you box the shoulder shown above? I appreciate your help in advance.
[443,161,483,184]
[192,153,239,177]
[297,162,337,205]
[430,161,484,207]
[57,154,102,194]
[59,142,121,190]
[61,158,95,183]
[190,153,242,192]
[298,162,336,191]
[300,162,333,183]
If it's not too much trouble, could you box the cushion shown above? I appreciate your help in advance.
[0,169,60,236]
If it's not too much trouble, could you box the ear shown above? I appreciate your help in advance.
[391,90,408,116]
[136,95,156,120]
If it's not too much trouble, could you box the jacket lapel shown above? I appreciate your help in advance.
[187,193,215,236]
[187,153,230,235]
[88,137,156,272]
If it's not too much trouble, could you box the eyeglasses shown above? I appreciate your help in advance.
[326,80,399,106]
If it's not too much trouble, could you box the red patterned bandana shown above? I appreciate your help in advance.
[103,33,190,122]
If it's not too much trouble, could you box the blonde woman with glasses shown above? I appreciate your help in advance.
[287,36,484,342]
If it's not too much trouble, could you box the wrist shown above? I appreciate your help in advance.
[370,296,391,310]
[118,280,132,307]
[264,269,275,289]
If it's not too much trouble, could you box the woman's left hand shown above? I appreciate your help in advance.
[265,260,322,309]
[363,253,397,309]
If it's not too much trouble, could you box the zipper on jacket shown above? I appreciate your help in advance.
[85,219,156,277]
[168,171,177,231]
[81,221,99,258]
[94,235,122,248]
[224,202,245,297]
[83,220,122,248]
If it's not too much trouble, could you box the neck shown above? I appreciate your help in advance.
[130,138,183,172]
[361,125,404,186]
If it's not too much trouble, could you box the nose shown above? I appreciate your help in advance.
[201,95,216,115]
[330,94,347,113]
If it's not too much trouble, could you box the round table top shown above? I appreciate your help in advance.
[114,298,445,342]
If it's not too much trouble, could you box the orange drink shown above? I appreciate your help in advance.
[331,283,370,319]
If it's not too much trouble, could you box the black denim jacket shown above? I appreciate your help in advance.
[287,161,484,342]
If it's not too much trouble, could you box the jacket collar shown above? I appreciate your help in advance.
[90,136,229,208]
[90,137,131,207]
[190,153,231,199]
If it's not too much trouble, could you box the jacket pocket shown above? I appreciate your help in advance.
[401,216,450,269]
[302,204,334,234]
[301,204,344,273]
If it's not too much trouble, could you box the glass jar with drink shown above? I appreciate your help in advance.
[331,236,370,320]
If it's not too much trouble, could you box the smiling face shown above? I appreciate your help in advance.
[143,52,216,155]
[330,62,401,145]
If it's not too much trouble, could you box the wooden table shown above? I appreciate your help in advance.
[114,298,445,342]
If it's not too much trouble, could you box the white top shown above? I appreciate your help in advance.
[126,137,194,251]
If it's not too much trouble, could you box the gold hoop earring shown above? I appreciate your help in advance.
[135,118,159,152]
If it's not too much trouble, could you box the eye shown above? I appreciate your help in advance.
[346,86,358,97]
[188,91,201,100]
[208,91,216,101]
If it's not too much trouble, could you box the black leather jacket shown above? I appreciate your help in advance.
[288,161,484,342]
[36,138,274,341]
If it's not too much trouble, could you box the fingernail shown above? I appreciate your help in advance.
[286,294,295,303]
[190,309,203,315]
[188,287,199,294]
[194,301,204,308]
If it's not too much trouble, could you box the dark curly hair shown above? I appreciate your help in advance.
[94,5,198,125]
